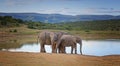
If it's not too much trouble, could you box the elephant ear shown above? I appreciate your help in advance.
[56,32,65,39]
[53,34,58,42]
[50,32,58,42]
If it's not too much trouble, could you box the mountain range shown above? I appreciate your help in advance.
[0,13,120,23]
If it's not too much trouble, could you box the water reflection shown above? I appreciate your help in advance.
[1,39,120,56]
[0,41,22,50]
[82,40,120,56]
[7,43,40,52]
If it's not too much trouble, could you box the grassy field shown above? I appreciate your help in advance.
[0,26,120,66]
[0,25,120,39]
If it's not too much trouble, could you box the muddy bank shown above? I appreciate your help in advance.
[0,51,120,66]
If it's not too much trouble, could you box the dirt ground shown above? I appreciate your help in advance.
[0,51,120,66]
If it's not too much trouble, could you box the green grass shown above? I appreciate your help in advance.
[0,25,120,40]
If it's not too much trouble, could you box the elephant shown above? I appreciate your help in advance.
[37,31,68,53]
[56,35,82,55]
[56,35,77,54]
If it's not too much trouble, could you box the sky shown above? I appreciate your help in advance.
[0,0,120,15]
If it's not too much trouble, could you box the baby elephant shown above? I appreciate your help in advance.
[57,35,77,54]
[56,35,82,54]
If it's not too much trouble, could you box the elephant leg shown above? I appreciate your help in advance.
[75,45,77,54]
[40,43,46,53]
[80,46,82,55]
[59,44,65,53]
[71,46,73,54]
[58,48,60,53]
[60,47,64,53]
[52,44,57,53]
[52,45,54,53]
[59,46,62,53]
[64,46,66,53]
[62,46,66,53]
[60,46,65,53]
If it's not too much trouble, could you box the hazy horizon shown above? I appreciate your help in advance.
[1,12,120,16]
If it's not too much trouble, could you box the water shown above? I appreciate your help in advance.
[1,39,120,56]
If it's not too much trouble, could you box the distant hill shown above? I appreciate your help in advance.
[0,13,120,23]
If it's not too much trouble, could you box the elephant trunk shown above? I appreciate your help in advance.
[56,39,63,53]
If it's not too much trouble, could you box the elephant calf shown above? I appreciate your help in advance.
[56,35,82,55]
[57,35,77,54]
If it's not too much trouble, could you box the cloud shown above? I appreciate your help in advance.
[87,8,114,10]
[39,9,46,11]
[4,0,80,6]
[39,9,59,14]
[38,7,120,15]
[38,8,78,15]
[96,10,120,13]
[39,8,70,13]
[58,0,81,1]
[83,7,114,12]
[82,7,120,14]
[4,0,43,6]
[63,8,70,10]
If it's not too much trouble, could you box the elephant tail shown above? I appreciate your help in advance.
[37,35,39,44]
[79,40,82,55]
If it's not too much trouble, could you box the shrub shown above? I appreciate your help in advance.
[85,30,90,32]
[13,29,17,32]
[9,29,12,32]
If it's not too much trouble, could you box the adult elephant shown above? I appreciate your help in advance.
[56,35,82,55]
[37,31,67,53]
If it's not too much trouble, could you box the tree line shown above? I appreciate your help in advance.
[59,20,120,31]
[0,16,120,31]
[0,16,24,27]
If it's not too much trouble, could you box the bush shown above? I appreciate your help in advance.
[13,29,17,32]
[9,29,12,32]
[85,30,90,32]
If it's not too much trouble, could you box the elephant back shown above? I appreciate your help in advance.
[39,31,51,45]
